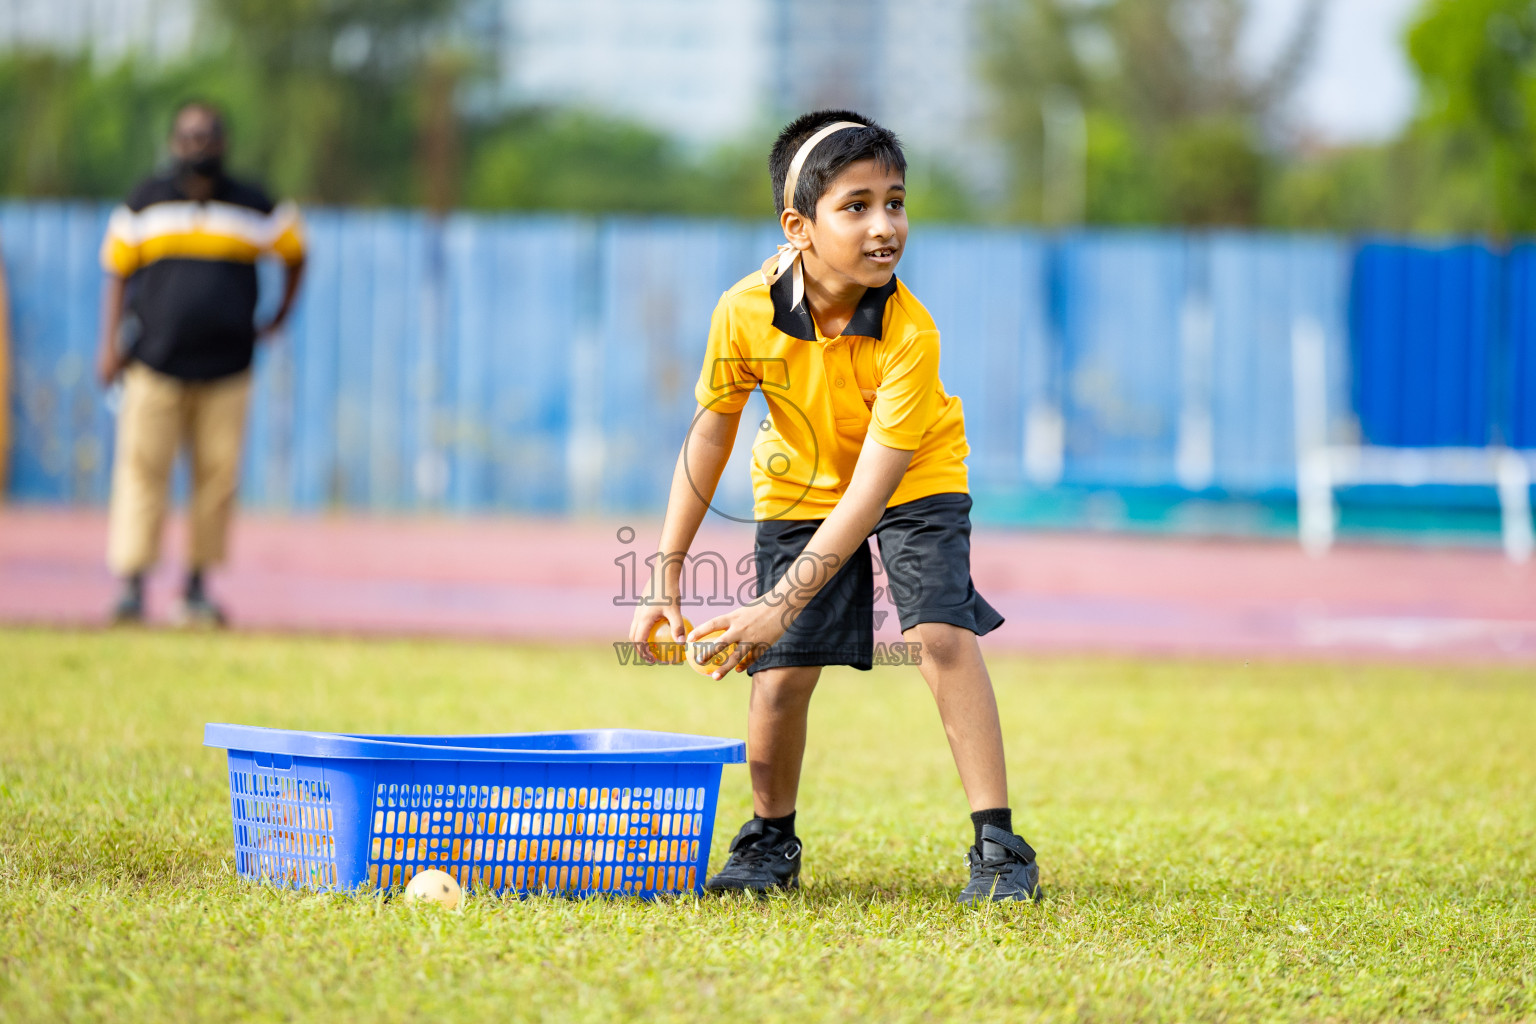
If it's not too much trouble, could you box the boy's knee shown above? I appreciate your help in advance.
[750,666,820,708]
[908,621,973,669]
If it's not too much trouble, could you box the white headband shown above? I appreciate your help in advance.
[761,121,866,311]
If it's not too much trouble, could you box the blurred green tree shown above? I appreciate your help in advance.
[0,14,800,218]
[23,0,1529,236]
[1267,0,1536,236]
[0,0,460,205]
[984,0,1320,226]
[0,0,782,215]
[0,53,149,197]
[198,0,461,205]
[1405,0,1536,234]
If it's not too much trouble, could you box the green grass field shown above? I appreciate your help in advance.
[2,628,1533,1022]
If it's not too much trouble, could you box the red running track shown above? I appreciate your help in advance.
[2,507,1534,664]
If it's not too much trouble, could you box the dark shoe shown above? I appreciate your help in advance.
[110,590,145,625]
[703,818,801,895]
[959,824,1042,903]
[172,594,227,629]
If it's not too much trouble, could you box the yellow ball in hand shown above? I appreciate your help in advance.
[646,617,693,664]
[689,629,738,677]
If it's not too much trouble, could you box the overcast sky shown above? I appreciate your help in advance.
[1244,0,1423,142]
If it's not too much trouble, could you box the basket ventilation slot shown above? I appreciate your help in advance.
[366,784,706,895]
[230,771,339,888]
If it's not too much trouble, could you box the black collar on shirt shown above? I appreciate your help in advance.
[770,271,898,342]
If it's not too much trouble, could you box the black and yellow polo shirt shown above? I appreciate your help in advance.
[101,173,306,380]
[695,270,970,521]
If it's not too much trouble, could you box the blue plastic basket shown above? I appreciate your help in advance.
[204,724,746,898]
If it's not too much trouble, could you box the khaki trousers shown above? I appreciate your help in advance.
[107,362,252,576]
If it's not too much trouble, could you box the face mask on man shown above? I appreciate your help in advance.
[177,153,224,179]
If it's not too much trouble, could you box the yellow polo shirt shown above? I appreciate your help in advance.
[694,270,969,521]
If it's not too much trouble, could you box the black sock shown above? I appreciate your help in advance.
[123,573,144,601]
[185,569,204,601]
[758,811,796,837]
[970,807,1012,848]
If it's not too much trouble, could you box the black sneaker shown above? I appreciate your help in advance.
[703,819,801,895]
[959,825,1042,904]
[110,589,144,625]
[172,594,227,629]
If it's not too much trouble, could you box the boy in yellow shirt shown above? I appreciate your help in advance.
[629,111,1039,902]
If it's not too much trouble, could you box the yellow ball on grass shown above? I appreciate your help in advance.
[404,868,462,910]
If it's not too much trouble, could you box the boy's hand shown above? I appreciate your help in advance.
[628,402,743,664]
[629,597,689,665]
[97,347,127,387]
[683,438,913,679]
[687,600,785,679]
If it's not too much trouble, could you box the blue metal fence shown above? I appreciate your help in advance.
[2,202,113,504]
[1351,242,1500,448]
[1504,245,1536,449]
[1,201,1530,514]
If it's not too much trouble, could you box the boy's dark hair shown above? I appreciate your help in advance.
[770,110,905,221]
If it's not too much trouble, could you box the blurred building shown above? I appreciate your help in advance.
[1,0,1001,195]
[498,0,1002,193]
[0,0,195,62]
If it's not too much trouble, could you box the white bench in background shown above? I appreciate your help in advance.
[1291,316,1535,564]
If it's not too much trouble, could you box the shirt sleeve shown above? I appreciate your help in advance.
[268,201,307,266]
[693,294,758,414]
[100,205,140,277]
[869,328,940,450]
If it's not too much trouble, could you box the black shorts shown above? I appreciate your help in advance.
[746,492,1004,674]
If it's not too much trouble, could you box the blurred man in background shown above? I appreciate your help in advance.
[96,101,306,626]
